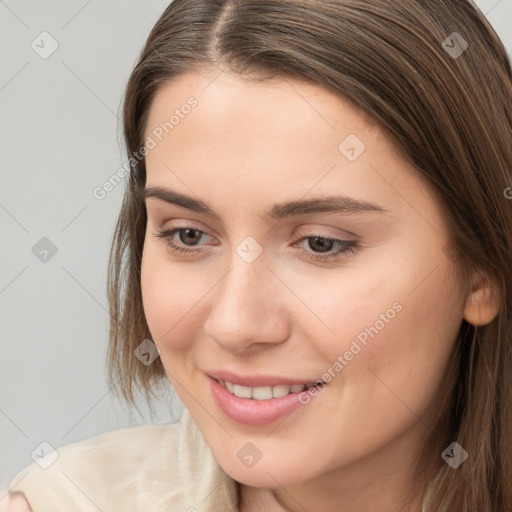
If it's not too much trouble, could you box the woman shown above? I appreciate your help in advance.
[6,0,512,510]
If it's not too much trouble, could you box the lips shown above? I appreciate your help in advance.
[206,370,327,426]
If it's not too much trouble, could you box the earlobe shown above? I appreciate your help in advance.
[462,274,501,326]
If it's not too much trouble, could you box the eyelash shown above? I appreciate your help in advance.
[153,228,358,262]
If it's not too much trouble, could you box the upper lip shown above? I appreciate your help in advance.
[206,369,323,388]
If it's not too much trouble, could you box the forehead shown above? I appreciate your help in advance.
[142,70,438,228]
[144,69,382,143]
[144,70,396,174]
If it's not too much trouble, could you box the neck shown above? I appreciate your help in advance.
[240,472,427,512]
[238,419,436,512]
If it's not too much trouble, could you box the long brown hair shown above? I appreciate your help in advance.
[107,1,512,510]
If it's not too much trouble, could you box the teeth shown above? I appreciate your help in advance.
[219,380,310,400]
[252,386,273,400]
[272,385,292,398]
[233,384,252,398]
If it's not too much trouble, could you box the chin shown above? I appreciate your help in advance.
[217,453,315,488]
[230,467,298,488]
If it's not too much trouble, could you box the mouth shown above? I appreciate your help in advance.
[207,372,327,426]
[216,378,320,401]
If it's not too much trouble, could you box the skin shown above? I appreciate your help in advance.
[140,68,499,512]
[1,493,32,512]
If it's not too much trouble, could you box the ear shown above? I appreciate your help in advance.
[463,272,501,326]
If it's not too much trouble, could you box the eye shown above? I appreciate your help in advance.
[153,228,214,256]
[153,228,359,262]
[293,235,358,262]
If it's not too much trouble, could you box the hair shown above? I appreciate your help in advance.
[106,0,512,510]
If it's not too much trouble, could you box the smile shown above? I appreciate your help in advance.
[216,379,317,400]
[208,373,327,426]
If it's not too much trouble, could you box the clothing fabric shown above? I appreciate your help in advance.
[8,408,239,511]
[9,409,431,511]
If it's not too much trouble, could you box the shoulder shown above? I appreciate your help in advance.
[9,410,238,512]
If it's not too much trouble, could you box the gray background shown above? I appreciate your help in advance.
[1,0,511,491]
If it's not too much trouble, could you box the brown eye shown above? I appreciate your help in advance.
[154,227,215,256]
[178,228,203,245]
[294,235,358,262]
[307,237,335,253]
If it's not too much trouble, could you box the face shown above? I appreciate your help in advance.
[140,69,469,492]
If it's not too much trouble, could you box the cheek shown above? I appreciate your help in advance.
[323,263,463,421]
[140,243,202,353]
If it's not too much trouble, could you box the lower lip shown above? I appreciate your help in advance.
[209,377,308,426]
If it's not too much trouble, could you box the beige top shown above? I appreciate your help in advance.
[9,409,433,511]
[8,409,239,511]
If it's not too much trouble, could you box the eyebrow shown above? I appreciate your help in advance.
[143,186,387,219]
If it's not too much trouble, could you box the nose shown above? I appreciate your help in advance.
[203,254,290,353]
